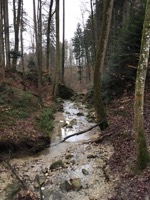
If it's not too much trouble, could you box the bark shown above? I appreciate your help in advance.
[134,0,150,170]
[90,0,96,60]
[37,0,42,102]
[61,0,65,82]
[0,0,5,82]
[12,0,21,68]
[33,0,42,102]
[46,0,54,73]
[3,0,10,68]
[93,0,114,130]
[53,0,60,97]
[20,0,26,91]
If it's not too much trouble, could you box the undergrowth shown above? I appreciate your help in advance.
[0,86,39,129]
[35,108,54,135]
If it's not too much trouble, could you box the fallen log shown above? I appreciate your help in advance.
[60,120,105,142]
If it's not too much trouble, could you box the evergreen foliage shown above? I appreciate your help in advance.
[102,0,147,101]
[72,23,84,66]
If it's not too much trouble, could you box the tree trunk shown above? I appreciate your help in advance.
[90,0,96,63]
[46,0,53,74]
[3,0,10,68]
[37,0,42,102]
[134,0,150,170]
[93,0,114,130]
[53,0,60,97]
[61,0,65,83]
[20,0,26,91]
[0,0,5,82]
[12,0,21,68]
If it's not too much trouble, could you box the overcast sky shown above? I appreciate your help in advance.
[23,0,90,41]
[9,0,90,52]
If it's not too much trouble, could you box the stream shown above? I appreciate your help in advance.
[0,100,116,200]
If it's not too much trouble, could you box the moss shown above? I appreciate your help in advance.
[99,120,109,131]
[136,130,150,170]
[50,160,64,170]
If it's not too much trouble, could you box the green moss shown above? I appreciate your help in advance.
[136,131,150,170]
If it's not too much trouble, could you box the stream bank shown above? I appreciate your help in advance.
[0,100,117,200]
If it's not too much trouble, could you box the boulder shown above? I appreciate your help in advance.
[58,84,74,99]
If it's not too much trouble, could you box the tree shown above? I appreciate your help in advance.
[72,23,84,66]
[0,0,5,82]
[93,0,114,130]
[3,0,10,68]
[53,0,60,97]
[37,0,42,102]
[12,0,21,68]
[46,0,54,73]
[134,0,150,170]
[20,0,26,90]
[61,0,65,82]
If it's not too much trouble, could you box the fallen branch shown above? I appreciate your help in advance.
[35,175,44,200]
[60,120,104,142]
[3,160,27,189]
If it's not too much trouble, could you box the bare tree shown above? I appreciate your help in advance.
[33,0,42,102]
[46,0,54,74]
[37,0,42,101]
[3,0,10,68]
[134,0,150,170]
[0,0,5,82]
[61,0,65,82]
[20,0,26,90]
[12,0,21,68]
[53,0,60,97]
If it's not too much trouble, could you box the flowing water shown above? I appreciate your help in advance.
[0,100,116,200]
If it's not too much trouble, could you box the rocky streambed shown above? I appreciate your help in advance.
[0,100,117,200]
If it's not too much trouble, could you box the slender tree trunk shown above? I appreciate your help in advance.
[90,0,96,64]
[20,0,26,90]
[0,0,5,82]
[61,0,65,83]
[3,0,10,68]
[53,0,60,97]
[134,0,150,170]
[37,0,42,101]
[46,0,53,73]
[12,0,21,68]
[33,0,42,102]
[93,0,114,130]
[82,14,91,82]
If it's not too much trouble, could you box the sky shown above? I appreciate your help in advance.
[60,0,90,41]
[8,0,90,52]
[23,0,90,42]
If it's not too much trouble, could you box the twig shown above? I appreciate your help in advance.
[3,160,27,190]
[35,175,44,200]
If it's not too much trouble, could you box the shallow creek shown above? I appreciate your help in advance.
[0,100,116,200]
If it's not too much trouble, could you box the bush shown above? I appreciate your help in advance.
[35,108,54,135]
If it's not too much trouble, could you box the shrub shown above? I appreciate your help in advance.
[35,108,54,135]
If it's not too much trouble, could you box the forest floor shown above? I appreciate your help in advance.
[101,79,150,199]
